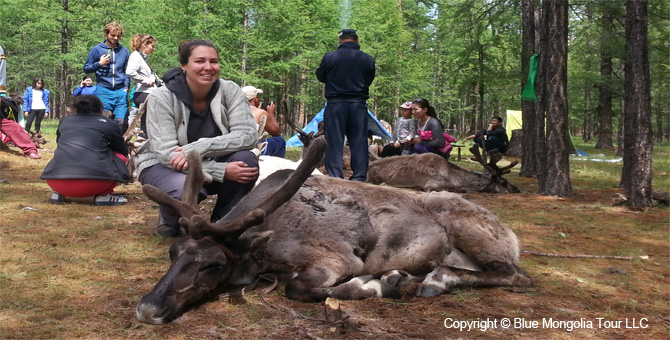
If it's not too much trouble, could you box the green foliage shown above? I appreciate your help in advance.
[0,0,667,143]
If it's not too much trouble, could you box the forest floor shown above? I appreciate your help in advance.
[0,128,668,340]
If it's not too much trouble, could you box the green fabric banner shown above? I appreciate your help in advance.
[521,54,538,102]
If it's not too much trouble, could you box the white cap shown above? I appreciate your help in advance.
[241,86,263,101]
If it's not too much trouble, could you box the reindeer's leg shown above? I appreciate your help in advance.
[285,267,400,302]
[416,262,533,297]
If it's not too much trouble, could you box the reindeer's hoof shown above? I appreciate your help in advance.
[380,270,415,287]
[416,284,444,297]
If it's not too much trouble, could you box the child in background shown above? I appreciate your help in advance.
[379,101,417,157]
[73,75,97,96]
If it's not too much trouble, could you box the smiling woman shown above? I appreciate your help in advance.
[134,39,259,238]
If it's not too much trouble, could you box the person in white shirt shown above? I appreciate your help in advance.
[22,77,50,133]
[126,33,159,138]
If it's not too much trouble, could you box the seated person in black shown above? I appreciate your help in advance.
[462,116,508,153]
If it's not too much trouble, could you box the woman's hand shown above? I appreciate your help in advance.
[224,161,259,184]
[170,147,188,171]
[409,136,421,144]
[23,111,29,117]
[393,142,401,148]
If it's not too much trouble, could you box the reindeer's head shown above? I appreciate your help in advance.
[135,138,327,324]
[135,237,234,324]
[469,145,520,193]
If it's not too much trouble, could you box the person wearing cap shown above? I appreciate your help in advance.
[241,85,286,157]
[379,101,417,157]
[315,28,375,182]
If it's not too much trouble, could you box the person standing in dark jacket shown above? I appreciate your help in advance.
[462,116,509,153]
[41,95,131,205]
[315,29,375,182]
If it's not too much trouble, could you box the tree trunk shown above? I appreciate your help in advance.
[655,106,662,145]
[583,87,592,142]
[534,2,548,190]
[595,3,614,149]
[57,0,70,119]
[477,43,485,133]
[539,0,571,197]
[621,0,653,209]
[520,0,537,177]
[241,8,249,79]
[473,84,480,133]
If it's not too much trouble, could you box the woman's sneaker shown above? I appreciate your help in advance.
[93,194,128,206]
[48,192,63,204]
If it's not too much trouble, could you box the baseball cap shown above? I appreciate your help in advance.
[241,86,263,101]
[399,101,412,109]
[338,29,358,39]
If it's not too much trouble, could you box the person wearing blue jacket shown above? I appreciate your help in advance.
[22,77,50,133]
[73,75,97,96]
[315,29,375,182]
[83,22,130,133]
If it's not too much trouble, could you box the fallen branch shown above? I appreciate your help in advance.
[522,250,649,260]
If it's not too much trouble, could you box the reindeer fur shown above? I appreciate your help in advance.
[367,152,520,193]
[136,138,531,324]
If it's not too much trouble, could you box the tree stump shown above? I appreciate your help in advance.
[505,129,523,157]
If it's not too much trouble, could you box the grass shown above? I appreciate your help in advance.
[1,118,669,339]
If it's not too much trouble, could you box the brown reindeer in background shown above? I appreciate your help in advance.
[367,145,520,194]
[135,137,532,324]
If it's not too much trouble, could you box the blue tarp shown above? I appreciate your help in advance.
[286,104,392,147]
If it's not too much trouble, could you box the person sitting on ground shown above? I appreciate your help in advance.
[241,85,286,158]
[462,116,509,153]
[73,75,97,96]
[134,39,259,238]
[41,95,131,205]
[0,95,41,159]
[408,98,447,156]
[379,101,417,157]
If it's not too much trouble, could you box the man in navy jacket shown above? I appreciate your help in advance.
[84,22,130,133]
[316,29,375,182]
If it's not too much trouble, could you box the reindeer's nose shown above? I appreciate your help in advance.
[136,294,177,324]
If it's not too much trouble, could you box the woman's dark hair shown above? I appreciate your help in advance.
[178,39,219,65]
[32,77,45,88]
[413,98,444,129]
[82,75,92,81]
[72,95,104,115]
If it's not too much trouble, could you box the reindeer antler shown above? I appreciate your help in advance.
[186,137,327,240]
[123,102,147,142]
[469,144,519,177]
[142,151,213,225]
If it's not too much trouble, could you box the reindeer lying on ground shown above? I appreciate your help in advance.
[29,131,47,148]
[284,110,517,193]
[135,137,532,324]
[367,145,519,193]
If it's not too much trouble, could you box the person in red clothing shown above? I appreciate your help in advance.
[0,96,40,159]
[40,95,131,205]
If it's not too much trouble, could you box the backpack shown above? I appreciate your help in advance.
[417,130,458,155]
[0,97,20,122]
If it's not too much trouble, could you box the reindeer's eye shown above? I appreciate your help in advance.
[201,263,225,272]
